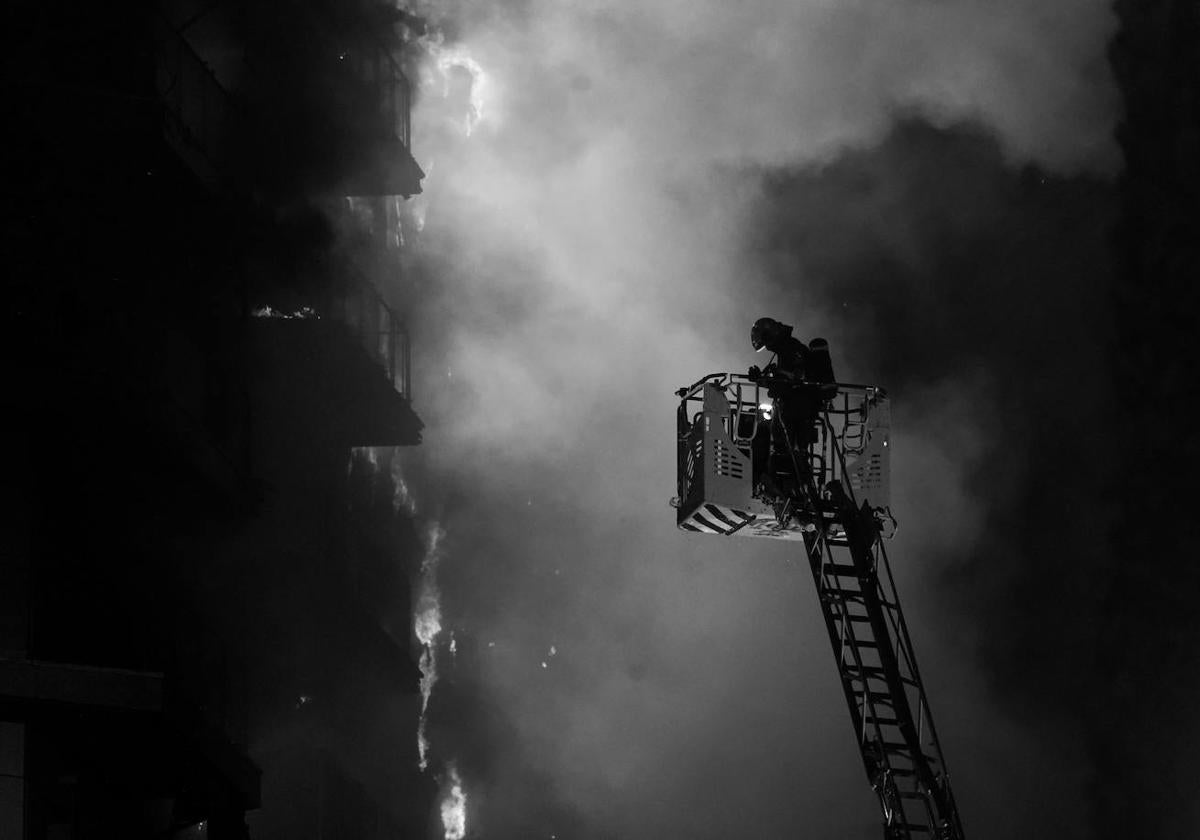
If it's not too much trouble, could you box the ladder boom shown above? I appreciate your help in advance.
[673,373,966,840]
[800,416,964,839]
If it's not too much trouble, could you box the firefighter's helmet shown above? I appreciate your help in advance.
[751,317,789,352]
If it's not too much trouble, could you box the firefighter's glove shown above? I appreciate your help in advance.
[748,365,762,381]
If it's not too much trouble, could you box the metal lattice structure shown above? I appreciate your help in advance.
[675,373,964,840]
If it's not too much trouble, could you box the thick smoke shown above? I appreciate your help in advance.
[399,1,1121,838]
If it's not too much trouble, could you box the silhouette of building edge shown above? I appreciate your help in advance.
[3,2,437,837]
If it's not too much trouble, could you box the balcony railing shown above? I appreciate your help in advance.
[252,265,412,408]
[341,38,412,151]
[330,268,412,404]
[338,39,423,197]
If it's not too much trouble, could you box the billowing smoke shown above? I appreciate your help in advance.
[397,1,1122,837]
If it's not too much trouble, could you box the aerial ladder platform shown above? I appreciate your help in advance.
[675,372,965,840]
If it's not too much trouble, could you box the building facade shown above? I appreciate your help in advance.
[3,2,434,837]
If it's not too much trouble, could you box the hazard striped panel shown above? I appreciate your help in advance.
[679,503,755,535]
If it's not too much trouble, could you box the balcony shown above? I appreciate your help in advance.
[249,266,422,449]
[151,8,424,199]
[330,267,414,404]
[337,41,425,198]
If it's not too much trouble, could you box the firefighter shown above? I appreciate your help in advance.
[747,317,835,503]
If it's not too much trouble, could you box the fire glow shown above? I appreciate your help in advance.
[415,521,446,771]
[441,763,467,840]
[250,305,318,319]
[350,449,453,784]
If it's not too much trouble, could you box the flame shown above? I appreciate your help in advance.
[416,523,445,645]
[349,448,417,515]
[417,647,434,769]
[250,305,318,319]
[441,763,468,840]
[348,447,463,819]
[415,522,446,770]
[389,452,418,515]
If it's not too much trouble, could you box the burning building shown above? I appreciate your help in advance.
[2,1,436,837]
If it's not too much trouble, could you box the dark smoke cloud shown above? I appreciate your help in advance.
[395,1,1126,837]
[745,121,1119,838]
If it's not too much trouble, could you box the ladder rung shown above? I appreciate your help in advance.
[842,671,888,686]
[848,666,919,687]
[849,665,889,677]
[824,591,866,603]
[823,563,862,577]
[865,716,901,726]
[852,690,896,706]
[845,679,894,697]
[882,745,937,764]
[826,586,865,599]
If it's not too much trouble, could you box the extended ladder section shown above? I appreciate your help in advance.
[674,373,965,839]
[801,422,964,840]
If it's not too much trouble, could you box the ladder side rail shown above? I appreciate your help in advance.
[866,560,946,835]
[876,540,946,756]
[875,555,942,766]
[671,377,963,838]
[803,531,923,835]
[807,534,879,729]
[825,423,964,839]
[809,535,894,752]
[831,417,958,840]
[872,540,966,839]
[794,428,928,838]
[801,531,872,769]
[867,536,955,777]
[839,510,939,835]
[870,549,936,756]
